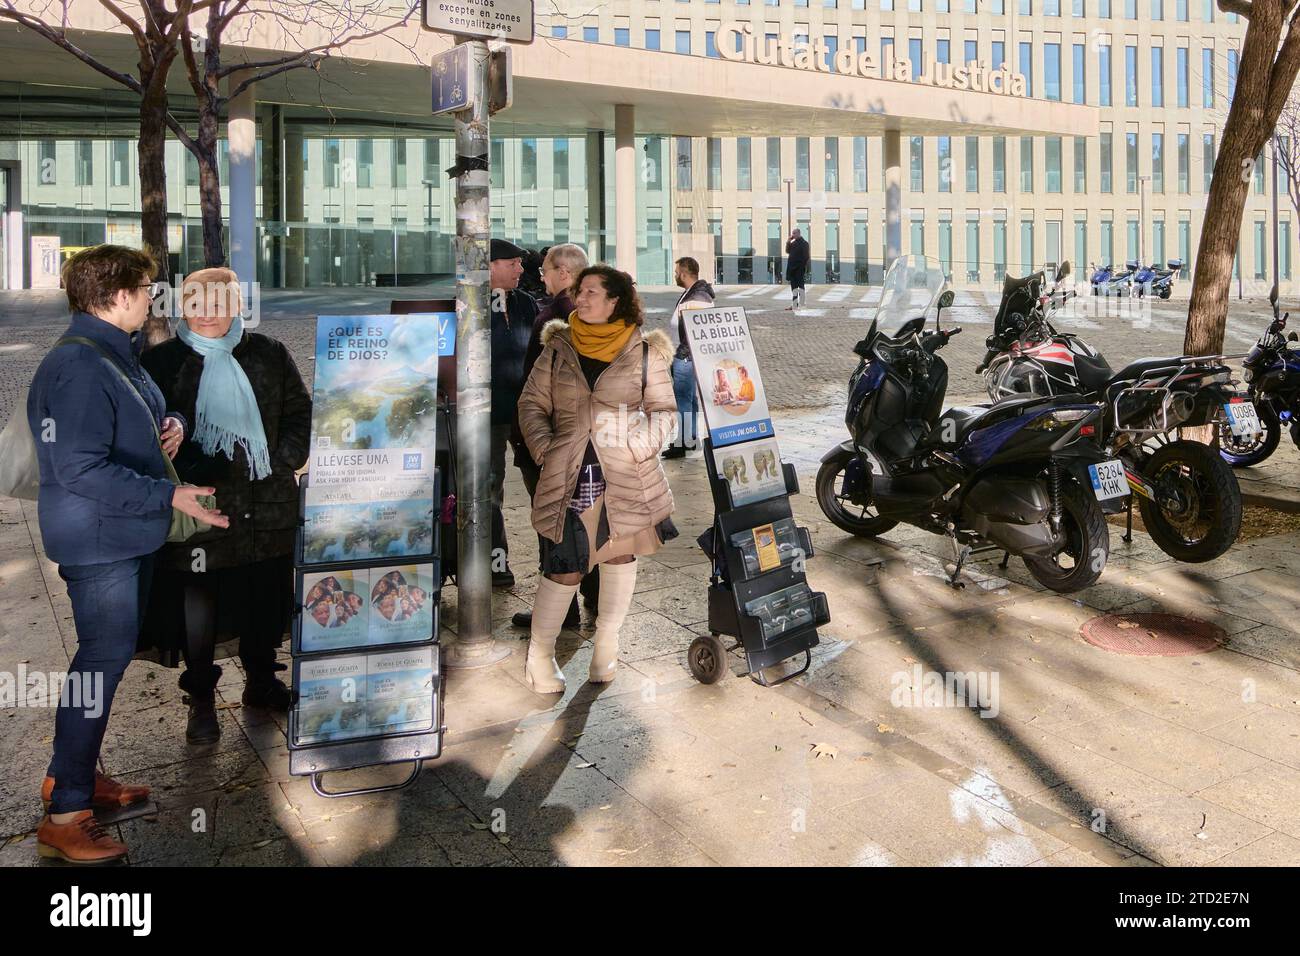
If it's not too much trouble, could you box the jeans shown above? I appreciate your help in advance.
[670,357,700,450]
[48,554,154,814]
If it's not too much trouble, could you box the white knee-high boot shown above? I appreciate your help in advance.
[589,560,638,683]
[526,577,580,693]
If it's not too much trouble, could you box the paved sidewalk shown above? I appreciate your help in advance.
[3,407,1299,867]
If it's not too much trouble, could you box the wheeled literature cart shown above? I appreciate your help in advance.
[287,473,445,798]
[680,303,830,686]
[691,439,829,686]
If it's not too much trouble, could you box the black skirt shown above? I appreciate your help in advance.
[137,554,293,667]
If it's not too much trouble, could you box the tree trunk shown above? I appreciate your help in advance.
[196,115,225,268]
[138,83,173,347]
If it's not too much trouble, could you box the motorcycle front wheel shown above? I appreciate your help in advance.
[1136,440,1242,562]
[815,452,898,537]
[1218,402,1280,467]
[1023,482,1109,593]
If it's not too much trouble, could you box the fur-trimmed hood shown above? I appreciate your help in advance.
[540,317,673,363]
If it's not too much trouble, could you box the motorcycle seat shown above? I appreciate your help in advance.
[922,397,1042,450]
[1074,354,1115,392]
[1105,356,1184,386]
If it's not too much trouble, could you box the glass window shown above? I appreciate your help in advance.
[708,138,722,190]
[767,137,781,190]
[965,39,977,65]
[646,29,660,50]
[1203,0,1213,19]
[1151,0,1162,18]
[1046,0,1060,13]
[584,26,598,42]
[1125,0,1136,15]
[1178,133,1189,193]
[826,221,841,282]
[1073,44,1086,104]
[521,138,537,190]
[1151,132,1163,193]
[1099,45,1112,106]
[910,137,924,191]
[1153,219,1166,265]
[1176,47,1188,108]
[1177,0,1187,17]
[854,137,867,191]
[965,0,978,10]
[1073,0,1085,13]
[1228,50,1238,100]
[1021,137,1034,192]
[706,31,719,58]
[938,137,951,193]
[825,137,840,192]
[992,40,1005,70]
[881,37,894,68]
[1046,137,1062,192]
[966,220,980,282]
[1202,49,1214,107]
[616,28,630,46]
[1100,0,1111,12]
[1203,133,1214,192]
[1255,221,1267,279]
[37,139,56,185]
[994,221,1007,278]
[1127,220,1138,264]
[1075,219,1088,267]
[110,139,130,187]
[796,137,810,189]
[488,138,502,189]
[826,36,839,71]
[551,25,567,39]
[966,137,979,192]
[854,219,870,283]
[1046,43,1061,101]
[939,220,953,277]
[993,137,1006,192]
[1074,136,1087,191]
[910,38,923,75]
[553,138,569,190]
[937,39,949,65]
[322,137,339,189]
[1126,131,1138,193]
[391,139,407,188]
[738,138,752,190]
[1021,220,1035,274]
[910,219,925,255]
[676,31,690,54]
[1125,45,1138,106]
[1151,47,1163,107]
[1019,0,1032,12]
[644,135,663,189]
[1284,223,1292,279]
[1100,132,1113,193]
[1019,42,1034,98]
[1046,220,1062,271]
[1254,148,1265,194]
[1179,220,1190,276]
[676,136,692,189]
[1101,220,1114,267]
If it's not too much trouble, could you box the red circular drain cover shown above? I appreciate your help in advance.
[1079,613,1225,656]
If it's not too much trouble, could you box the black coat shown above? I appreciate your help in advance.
[141,332,312,572]
[491,288,539,426]
[786,235,811,284]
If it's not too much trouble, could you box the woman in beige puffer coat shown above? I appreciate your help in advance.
[517,265,678,693]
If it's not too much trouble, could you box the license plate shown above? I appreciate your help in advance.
[1224,401,1261,438]
[1088,459,1129,501]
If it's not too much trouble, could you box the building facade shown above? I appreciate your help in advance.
[0,1,1289,292]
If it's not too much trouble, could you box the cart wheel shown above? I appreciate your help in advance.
[688,634,729,684]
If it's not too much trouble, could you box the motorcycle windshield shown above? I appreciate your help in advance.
[992,270,1044,338]
[876,255,949,335]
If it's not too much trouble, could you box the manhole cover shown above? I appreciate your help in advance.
[1079,613,1225,657]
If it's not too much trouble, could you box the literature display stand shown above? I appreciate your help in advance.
[682,305,830,686]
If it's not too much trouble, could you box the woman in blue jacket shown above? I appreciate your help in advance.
[26,245,227,864]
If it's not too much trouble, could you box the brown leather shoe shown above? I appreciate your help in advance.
[41,773,151,812]
[36,811,128,864]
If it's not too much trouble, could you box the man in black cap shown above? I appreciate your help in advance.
[488,238,538,588]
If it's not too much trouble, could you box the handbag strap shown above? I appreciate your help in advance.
[56,335,180,485]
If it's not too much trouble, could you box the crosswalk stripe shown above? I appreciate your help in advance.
[819,285,853,302]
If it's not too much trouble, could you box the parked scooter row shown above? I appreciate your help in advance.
[817,257,1255,597]
[1090,260,1183,298]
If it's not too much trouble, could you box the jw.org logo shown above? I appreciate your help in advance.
[403,453,423,470]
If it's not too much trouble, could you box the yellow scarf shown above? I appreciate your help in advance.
[567,311,637,362]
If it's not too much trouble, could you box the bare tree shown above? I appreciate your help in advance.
[0,0,206,304]
[1272,86,1300,225]
[1186,0,1300,360]
[172,1,420,268]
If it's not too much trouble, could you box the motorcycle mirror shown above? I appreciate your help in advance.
[1289,332,1298,342]
[935,289,955,331]
[1056,261,1071,281]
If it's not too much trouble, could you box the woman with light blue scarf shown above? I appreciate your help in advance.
[141,268,312,745]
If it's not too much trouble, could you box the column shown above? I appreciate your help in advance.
[284,125,305,288]
[884,128,902,268]
[227,75,257,286]
[585,130,606,261]
[615,104,636,278]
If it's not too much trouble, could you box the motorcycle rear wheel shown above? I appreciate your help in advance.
[1023,482,1109,593]
[1218,402,1280,467]
[815,452,898,538]
[1136,440,1242,562]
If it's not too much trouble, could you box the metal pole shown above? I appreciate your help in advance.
[1272,134,1281,318]
[447,38,509,668]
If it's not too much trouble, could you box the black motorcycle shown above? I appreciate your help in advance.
[816,257,1117,593]
[978,262,1245,563]
[1218,312,1300,467]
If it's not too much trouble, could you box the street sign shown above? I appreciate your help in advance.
[422,0,535,43]
[488,46,512,116]
[431,44,471,115]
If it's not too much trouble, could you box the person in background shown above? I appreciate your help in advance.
[518,246,548,300]
[28,245,227,864]
[489,238,539,589]
[517,265,677,693]
[511,242,594,631]
[141,267,312,745]
[664,256,713,460]
[785,228,810,312]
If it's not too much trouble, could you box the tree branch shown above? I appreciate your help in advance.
[1218,0,1255,16]
[0,3,143,93]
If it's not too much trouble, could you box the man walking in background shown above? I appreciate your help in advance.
[664,256,713,460]
[785,228,810,312]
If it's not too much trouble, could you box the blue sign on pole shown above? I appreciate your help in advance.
[431,45,470,115]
